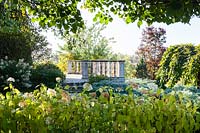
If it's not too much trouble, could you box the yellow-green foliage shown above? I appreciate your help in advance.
[0,84,200,132]
[57,53,73,74]
[156,44,200,88]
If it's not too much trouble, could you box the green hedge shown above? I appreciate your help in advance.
[0,85,200,132]
[31,63,65,88]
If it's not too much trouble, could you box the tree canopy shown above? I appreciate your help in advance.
[57,23,115,73]
[59,23,114,60]
[0,0,84,33]
[136,26,166,79]
[1,0,199,33]
[84,0,200,26]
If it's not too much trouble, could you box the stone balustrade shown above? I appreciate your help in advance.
[67,60,125,81]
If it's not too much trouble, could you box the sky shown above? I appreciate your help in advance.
[45,9,200,55]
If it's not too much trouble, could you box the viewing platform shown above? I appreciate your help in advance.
[64,60,125,86]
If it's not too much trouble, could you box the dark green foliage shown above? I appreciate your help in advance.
[0,29,51,63]
[0,1,51,63]
[0,58,32,91]
[31,63,65,88]
[88,74,109,84]
[1,0,199,34]
[84,0,200,26]
[136,58,149,79]
[0,31,32,63]
[156,44,198,89]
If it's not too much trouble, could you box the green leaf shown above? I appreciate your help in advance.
[137,20,143,27]
[125,16,132,23]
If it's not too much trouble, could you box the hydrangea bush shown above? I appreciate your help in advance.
[126,78,200,105]
[0,84,200,132]
[0,57,32,90]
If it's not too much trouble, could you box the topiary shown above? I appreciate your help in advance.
[31,62,65,88]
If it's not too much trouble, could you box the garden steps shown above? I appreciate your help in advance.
[62,74,88,92]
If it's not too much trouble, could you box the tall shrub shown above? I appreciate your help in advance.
[31,62,65,88]
[136,58,149,79]
[156,44,197,88]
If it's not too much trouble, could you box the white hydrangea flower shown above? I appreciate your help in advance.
[90,101,95,107]
[45,117,53,125]
[7,77,15,82]
[83,83,93,91]
[56,77,62,83]
[18,101,27,108]
[47,88,57,97]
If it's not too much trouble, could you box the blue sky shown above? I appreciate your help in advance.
[46,9,200,55]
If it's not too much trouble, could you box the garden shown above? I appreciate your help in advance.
[1,0,200,132]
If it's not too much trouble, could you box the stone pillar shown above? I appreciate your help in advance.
[100,62,103,75]
[97,62,100,75]
[81,61,88,79]
[90,62,93,75]
[68,60,72,74]
[104,62,107,76]
[113,62,116,77]
[75,61,79,73]
[119,61,125,78]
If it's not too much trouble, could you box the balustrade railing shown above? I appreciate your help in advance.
[67,60,125,80]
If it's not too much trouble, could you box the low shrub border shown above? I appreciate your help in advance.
[0,84,200,132]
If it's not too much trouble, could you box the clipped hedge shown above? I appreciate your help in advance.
[0,84,200,132]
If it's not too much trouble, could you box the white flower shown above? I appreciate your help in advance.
[23,92,33,98]
[56,77,62,83]
[45,117,53,125]
[18,101,27,108]
[90,102,95,107]
[7,77,15,82]
[47,88,57,97]
[83,83,93,91]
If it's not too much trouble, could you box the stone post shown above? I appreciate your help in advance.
[81,61,88,79]
[119,61,125,78]
[68,60,72,74]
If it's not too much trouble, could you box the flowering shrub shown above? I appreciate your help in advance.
[0,84,200,132]
[0,57,32,90]
[31,62,65,88]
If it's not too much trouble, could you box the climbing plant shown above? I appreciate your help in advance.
[156,44,198,89]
